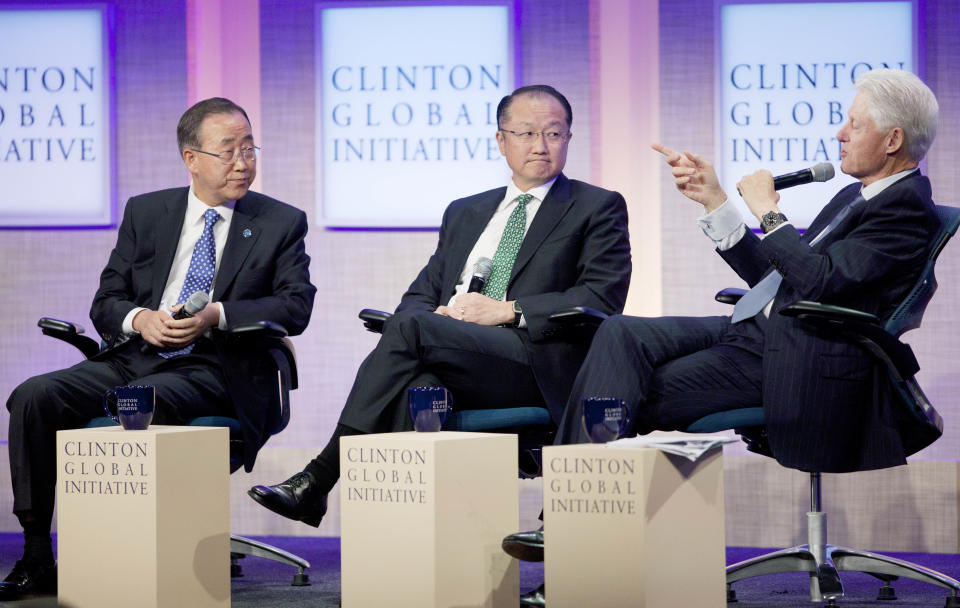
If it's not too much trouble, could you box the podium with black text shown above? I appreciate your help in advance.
[543,444,726,607]
[340,431,518,608]
[56,426,230,608]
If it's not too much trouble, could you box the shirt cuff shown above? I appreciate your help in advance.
[216,302,227,330]
[122,307,147,335]
[698,200,747,251]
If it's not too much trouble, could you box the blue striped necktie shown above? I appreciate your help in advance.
[731,194,865,324]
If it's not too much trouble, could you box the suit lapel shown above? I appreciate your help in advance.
[440,190,502,299]
[509,174,574,285]
[214,195,261,297]
[151,190,188,308]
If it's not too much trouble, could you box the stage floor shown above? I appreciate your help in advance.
[0,533,956,606]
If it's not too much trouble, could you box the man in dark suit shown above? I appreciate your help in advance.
[553,68,939,472]
[501,71,941,603]
[248,85,632,530]
[1,98,316,599]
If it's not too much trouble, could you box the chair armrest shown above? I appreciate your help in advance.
[547,306,609,326]
[38,317,101,359]
[222,321,297,390]
[780,301,919,381]
[779,300,880,324]
[226,320,289,340]
[715,288,747,305]
[359,309,392,334]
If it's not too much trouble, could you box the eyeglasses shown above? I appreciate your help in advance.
[499,129,569,144]
[191,145,260,165]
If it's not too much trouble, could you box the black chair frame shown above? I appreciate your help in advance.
[37,317,312,586]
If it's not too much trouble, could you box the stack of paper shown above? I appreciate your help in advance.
[606,432,737,462]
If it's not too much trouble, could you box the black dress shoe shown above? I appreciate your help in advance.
[520,583,545,607]
[502,527,544,562]
[248,471,328,527]
[0,557,57,599]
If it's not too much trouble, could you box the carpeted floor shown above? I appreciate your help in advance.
[0,533,957,606]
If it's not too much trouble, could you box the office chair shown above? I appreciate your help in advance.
[553,204,960,605]
[687,203,960,605]
[38,318,311,586]
[356,308,604,477]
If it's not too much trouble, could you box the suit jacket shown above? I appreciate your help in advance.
[719,171,939,473]
[90,187,316,471]
[395,173,632,422]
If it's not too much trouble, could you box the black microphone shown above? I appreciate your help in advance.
[172,291,210,319]
[467,257,493,293]
[773,162,835,190]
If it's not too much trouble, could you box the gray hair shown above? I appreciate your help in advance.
[854,68,938,162]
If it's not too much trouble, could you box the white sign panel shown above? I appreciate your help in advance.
[0,8,113,227]
[316,3,514,227]
[719,1,914,228]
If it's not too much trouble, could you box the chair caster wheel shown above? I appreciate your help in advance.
[291,572,311,586]
[230,552,245,578]
[944,594,960,608]
[727,587,738,603]
[876,583,897,600]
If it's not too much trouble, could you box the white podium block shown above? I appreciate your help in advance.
[56,426,230,608]
[340,431,519,608]
[543,445,726,607]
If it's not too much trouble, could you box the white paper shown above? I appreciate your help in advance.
[606,431,738,462]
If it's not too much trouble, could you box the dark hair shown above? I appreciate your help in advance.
[176,97,250,153]
[496,85,572,129]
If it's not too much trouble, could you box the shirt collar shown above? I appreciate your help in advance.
[505,176,558,207]
[860,168,918,201]
[187,185,236,225]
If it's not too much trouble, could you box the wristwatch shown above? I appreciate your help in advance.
[760,210,788,234]
[512,300,523,327]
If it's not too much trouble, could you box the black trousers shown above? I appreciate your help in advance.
[556,314,767,443]
[337,309,545,434]
[6,339,232,531]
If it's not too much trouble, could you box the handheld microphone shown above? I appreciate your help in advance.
[773,162,835,190]
[467,257,493,293]
[172,291,209,320]
[140,291,210,353]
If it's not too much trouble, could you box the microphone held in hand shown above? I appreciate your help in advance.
[773,162,835,190]
[467,257,493,293]
[172,291,210,320]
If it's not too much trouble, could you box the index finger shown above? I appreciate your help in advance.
[685,151,711,168]
[651,142,679,160]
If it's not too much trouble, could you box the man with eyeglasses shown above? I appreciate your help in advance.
[1,97,316,600]
[248,85,631,558]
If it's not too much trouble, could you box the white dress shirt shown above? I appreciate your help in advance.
[446,177,558,326]
[121,185,235,335]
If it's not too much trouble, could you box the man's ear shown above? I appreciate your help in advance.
[886,127,905,156]
[495,129,507,157]
[182,148,198,173]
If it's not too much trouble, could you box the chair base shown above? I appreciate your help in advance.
[229,535,311,586]
[727,542,960,605]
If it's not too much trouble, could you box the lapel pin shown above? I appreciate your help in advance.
[242,228,252,238]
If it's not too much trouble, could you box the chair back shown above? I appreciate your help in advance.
[884,204,960,337]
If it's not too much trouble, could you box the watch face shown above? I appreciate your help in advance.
[761,212,786,233]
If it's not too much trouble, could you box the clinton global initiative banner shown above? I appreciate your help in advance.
[316,3,514,227]
[720,2,913,229]
[0,8,113,227]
